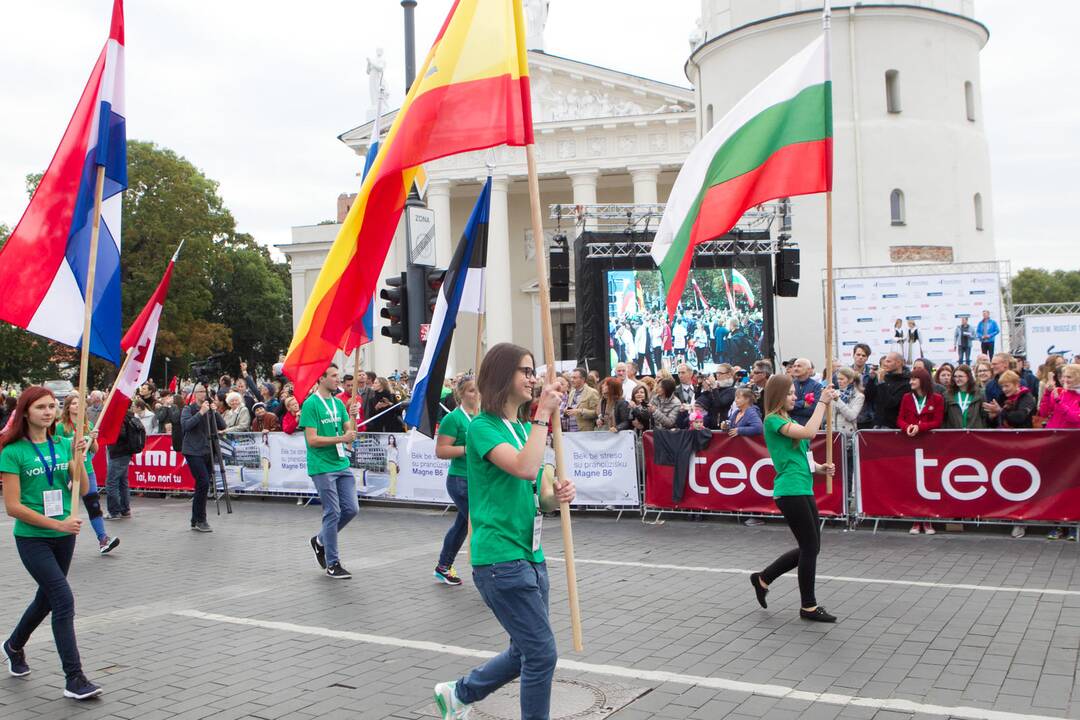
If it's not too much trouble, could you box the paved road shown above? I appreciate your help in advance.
[1,497,1078,720]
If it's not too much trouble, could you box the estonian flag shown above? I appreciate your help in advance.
[405,178,490,437]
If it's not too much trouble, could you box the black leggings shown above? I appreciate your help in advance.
[761,495,821,608]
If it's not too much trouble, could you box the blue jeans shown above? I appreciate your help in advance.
[456,560,557,719]
[438,474,469,568]
[8,535,82,679]
[105,453,131,516]
[311,470,359,566]
[85,471,107,541]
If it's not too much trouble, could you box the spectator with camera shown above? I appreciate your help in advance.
[628,384,652,433]
[695,364,737,429]
[831,367,864,436]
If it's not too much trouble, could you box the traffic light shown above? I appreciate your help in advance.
[423,268,447,324]
[380,272,409,345]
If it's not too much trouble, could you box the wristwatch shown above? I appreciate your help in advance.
[533,419,550,427]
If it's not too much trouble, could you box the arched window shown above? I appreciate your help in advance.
[964,81,976,121]
[890,189,905,226]
[706,104,714,130]
[974,192,984,231]
[885,69,901,113]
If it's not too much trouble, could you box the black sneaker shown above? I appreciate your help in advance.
[800,607,837,623]
[749,572,768,609]
[434,565,463,586]
[326,562,352,580]
[192,522,213,533]
[3,640,29,677]
[63,673,102,700]
[310,536,326,569]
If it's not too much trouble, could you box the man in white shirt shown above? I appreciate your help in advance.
[614,362,638,402]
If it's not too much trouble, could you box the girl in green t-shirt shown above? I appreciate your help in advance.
[0,387,102,700]
[432,377,480,586]
[750,373,839,623]
[56,395,118,554]
[433,343,576,720]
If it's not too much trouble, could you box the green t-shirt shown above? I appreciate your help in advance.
[763,414,813,497]
[438,407,474,478]
[0,435,75,538]
[466,412,544,566]
[54,420,95,476]
[299,393,350,476]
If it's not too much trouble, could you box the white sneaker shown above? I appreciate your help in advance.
[434,681,472,719]
[1011,525,1026,539]
[909,523,921,535]
[923,523,936,535]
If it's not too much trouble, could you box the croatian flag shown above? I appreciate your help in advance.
[405,178,490,437]
[0,0,127,364]
[97,243,180,445]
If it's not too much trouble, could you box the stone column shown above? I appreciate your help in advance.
[568,170,599,233]
[289,269,307,331]
[628,164,661,206]
[485,175,514,346]
[427,180,453,268]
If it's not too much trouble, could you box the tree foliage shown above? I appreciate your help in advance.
[0,141,292,387]
[1011,268,1080,305]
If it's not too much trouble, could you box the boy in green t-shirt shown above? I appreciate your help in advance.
[299,364,358,580]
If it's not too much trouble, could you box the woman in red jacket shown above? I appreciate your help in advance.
[897,367,944,535]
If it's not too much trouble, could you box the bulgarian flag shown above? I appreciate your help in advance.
[652,34,832,318]
[730,268,756,308]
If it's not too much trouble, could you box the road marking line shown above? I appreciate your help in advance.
[546,556,1080,596]
[174,609,1065,720]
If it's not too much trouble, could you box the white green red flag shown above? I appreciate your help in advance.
[652,34,832,318]
[730,268,756,308]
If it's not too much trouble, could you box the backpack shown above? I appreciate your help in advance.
[125,414,147,455]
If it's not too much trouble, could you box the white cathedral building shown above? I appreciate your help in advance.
[280,0,996,376]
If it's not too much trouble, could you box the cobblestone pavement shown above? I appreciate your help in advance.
[1,497,1078,720]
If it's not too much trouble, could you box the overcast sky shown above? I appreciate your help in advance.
[0,1,1076,273]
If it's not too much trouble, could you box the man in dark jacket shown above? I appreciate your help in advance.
[105,408,142,519]
[181,384,226,532]
[789,358,823,425]
[865,352,910,429]
[695,364,737,429]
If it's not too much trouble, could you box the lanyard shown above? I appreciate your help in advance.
[460,408,475,425]
[317,393,340,425]
[914,395,927,414]
[957,392,972,422]
[501,418,528,450]
[32,437,58,487]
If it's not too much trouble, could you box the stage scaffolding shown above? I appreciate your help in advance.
[1009,302,1080,355]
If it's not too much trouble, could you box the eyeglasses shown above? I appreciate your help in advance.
[518,366,536,378]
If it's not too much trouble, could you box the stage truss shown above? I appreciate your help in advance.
[1010,302,1080,355]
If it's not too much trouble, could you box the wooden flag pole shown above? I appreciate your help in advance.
[71,165,107,516]
[823,2,835,495]
[96,346,137,426]
[824,190,835,495]
[526,144,583,652]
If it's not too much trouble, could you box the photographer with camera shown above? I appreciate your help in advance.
[180,384,226,533]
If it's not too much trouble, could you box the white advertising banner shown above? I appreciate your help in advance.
[1024,314,1080,361]
[211,431,640,508]
[834,271,1002,366]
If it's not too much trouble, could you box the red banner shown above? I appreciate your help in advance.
[856,430,1080,522]
[91,435,195,492]
[643,431,846,516]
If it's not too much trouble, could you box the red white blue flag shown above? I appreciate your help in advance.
[0,0,127,364]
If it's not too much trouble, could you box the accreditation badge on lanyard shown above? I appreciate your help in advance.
[33,439,64,517]
[503,418,543,552]
[319,395,347,458]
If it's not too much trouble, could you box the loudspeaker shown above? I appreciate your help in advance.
[550,238,570,302]
[775,246,800,297]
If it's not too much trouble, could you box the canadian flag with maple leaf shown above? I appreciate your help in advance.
[96,243,181,445]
